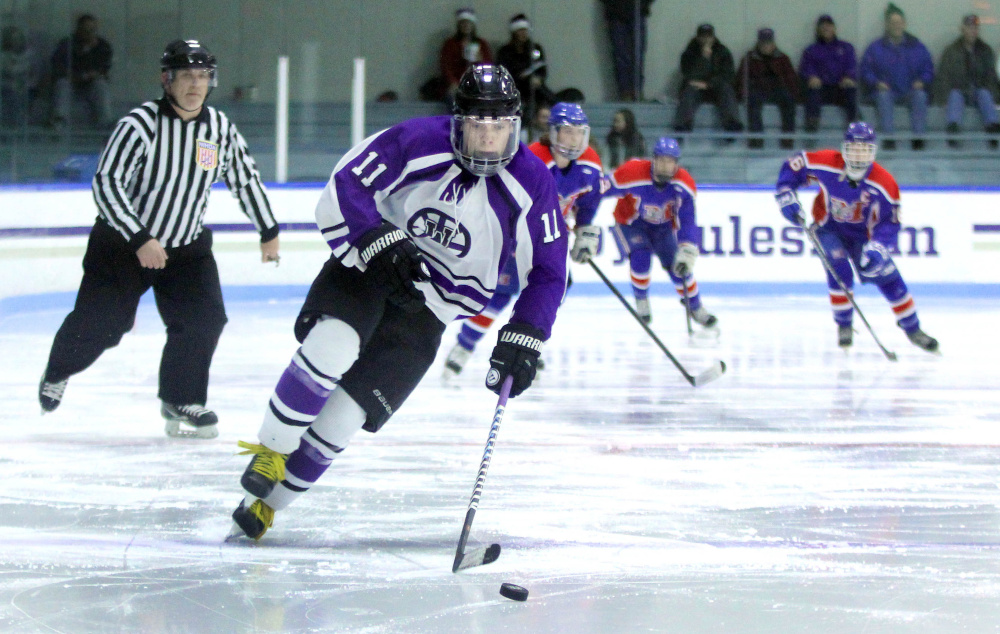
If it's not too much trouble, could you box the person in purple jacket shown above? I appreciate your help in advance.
[859,3,934,150]
[799,14,858,133]
[227,64,569,540]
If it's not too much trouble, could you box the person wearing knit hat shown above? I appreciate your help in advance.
[800,13,858,132]
[934,13,1000,147]
[673,22,744,139]
[858,4,933,149]
[497,13,554,119]
[438,7,493,99]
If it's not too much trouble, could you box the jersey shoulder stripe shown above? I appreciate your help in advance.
[578,146,603,169]
[529,142,555,167]
[804,149,844,172]
[612,159,652,188]
[864,163,900,201]
[672,167,697,196]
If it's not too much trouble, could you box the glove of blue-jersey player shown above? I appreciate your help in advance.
[570,225,601,263]
[486,322,544,398]
[775,189,804,226]
[357,222,430,313]
[671,242,698,277]
[859,241,891,278]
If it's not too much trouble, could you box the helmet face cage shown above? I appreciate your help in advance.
[548,102,590,160]
[451,115,521,177]
[549,122,590,160]
[841,141,876,179]
[450,64,522,176]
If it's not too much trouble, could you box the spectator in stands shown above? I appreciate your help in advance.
[859,3,934,150]
[800,15,858,133]
[674,23,743,141]
[523,102,551,143]
[737,27,799,149]
[51,14,112,129]
[599,0,655,101]
[935,14,1000,148]
[1,25,44,128]
[606,108,645,168]
[497,13,554,122]
[439,8,492,102]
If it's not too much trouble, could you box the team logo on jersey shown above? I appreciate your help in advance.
[196,140,218,170]
[407,208,472,257]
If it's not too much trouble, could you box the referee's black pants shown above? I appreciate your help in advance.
[44,220,228,405]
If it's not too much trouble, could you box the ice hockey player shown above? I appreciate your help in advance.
[607,136,717,327]
[441,101,603,377]
[229,64,568,540]
[775,121,938,352]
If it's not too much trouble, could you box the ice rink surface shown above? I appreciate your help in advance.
[1,288,999,633]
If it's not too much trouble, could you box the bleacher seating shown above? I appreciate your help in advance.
[2,99,998,185]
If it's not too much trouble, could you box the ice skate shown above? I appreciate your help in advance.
[238,441,288,499]
[229,497,274,541]
[635,297,652,324]
[162,402,219,439]
[691,305,718,328]
[39,371,67,414]
[838,325,853,348]
[443,344,472,379]
[906,328,939,354]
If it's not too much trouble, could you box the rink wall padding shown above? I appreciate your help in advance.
[1,183,997,315]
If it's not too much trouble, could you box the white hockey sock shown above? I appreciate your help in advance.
[258,318,361,454]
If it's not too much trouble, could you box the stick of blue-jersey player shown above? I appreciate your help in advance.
[681,279,694,337]
[451,375,512,573]
[589,260,726,386]
[805,224,898,361]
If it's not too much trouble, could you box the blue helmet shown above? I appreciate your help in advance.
[653,136,681,159]
[844,121,876,144]
[842,121,877,180]
[548,102,590,160]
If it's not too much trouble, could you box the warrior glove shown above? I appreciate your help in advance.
[570,225,601,263]
[671,242,699,277]
[776,189,804,226]
[357,223,430,313]
[859,241,891,278]
[486,322,544,398]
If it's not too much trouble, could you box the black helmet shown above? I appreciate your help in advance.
[453,64,521,118]
[161,39,217,72]
[451,64,522,176]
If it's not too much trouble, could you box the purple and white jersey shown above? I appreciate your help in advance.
[315,116,568,338]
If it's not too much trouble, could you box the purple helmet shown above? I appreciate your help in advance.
[842,121,877,180]
[844,121,876,144]
[548,102,591,160]
[653,136,681,159]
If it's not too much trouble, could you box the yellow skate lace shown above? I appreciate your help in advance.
[237,441,287,483]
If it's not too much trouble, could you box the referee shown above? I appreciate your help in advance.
[38,39,280,439]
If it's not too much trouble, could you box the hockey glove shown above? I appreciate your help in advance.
[570,225,601,263]
[858,241,891,278]
[671,242,699,277]
[486,322,544,398]
[357,222,430,313]
[775,189,804,226]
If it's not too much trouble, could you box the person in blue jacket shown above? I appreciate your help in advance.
[858,3,934,150]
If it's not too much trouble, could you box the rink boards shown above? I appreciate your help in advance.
[1,183,997,301]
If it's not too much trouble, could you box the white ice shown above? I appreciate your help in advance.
[2,288,999,633]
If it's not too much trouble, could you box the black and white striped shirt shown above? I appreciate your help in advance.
[92,97,279,249]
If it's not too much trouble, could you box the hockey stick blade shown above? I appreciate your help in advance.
[692,360,726,386]
[453,543,502,572]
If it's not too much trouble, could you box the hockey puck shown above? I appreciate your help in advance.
[499,582,529,602]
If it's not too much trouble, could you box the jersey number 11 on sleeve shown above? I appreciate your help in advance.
[351,151,387,187]
[540,208,561,244]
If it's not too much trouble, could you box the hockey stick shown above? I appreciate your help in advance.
[451,375,512,573]
[681,276,694,336]
[589,260,726,386]
[804,224,897,361]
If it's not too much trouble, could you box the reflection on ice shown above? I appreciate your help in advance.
[1,292,999,633]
